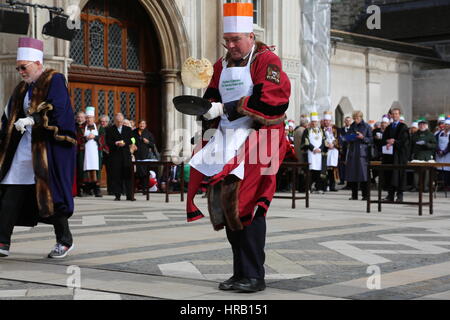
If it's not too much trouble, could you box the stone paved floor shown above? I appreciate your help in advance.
[1,188,450,300]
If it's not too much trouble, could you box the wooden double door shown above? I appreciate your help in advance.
[69,82,140,123]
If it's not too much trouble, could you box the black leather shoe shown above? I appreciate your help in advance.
[114,196,121,201]
[127,198,136,201]
[349,197,358,200]
[218,276,241,291]
[233,278,266,293]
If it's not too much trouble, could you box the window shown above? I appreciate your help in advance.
[69,0,140,71]
[253,0,261,26]
[224,0,262,27]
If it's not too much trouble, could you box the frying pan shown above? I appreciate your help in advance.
[172,95,212,116]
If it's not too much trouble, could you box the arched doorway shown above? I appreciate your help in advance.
[68,0,163,145]
[68,0,191,160]
[336,96,354,118]
[335,105,344,128]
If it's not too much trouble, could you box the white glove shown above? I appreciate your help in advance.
[203,102,224,120]
[416,140,426,145]
[14,116,35,134]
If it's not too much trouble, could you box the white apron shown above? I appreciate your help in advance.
[325,128,339,167]
[307,128,323,171]
[436,132,450,171]
[83,123,99,171]
[190,46,255,179]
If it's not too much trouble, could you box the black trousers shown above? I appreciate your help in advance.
[438,170,450,187]
[225,210,266,280]
[0,185,73,247]
[103,153,113,194]
[327,169,336,190]
[349,181,368,199]
[111,165,132,198]
[310,170,325,191]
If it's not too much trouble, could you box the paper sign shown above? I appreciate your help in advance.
[382,145,394,155]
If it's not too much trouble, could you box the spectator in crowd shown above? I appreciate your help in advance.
[345,111,373,200]
[381,107,410,202]
[293,115,310,163]
[277,120,297,191]
[287,120,295,144]
[123,119,132,128]
[406,121,419,188]
[98,115,112,194]
[410,118,436,192]
[132,120,157,191]
[293,115,310,192]
[106,113,135,201]
[323,111,340,192]
[301,112,327,194]
[373,122,381,131]
[99,115,110,128]
[436,118,450,188]
[75,111,86,126]
[75,111,87,196]
[338,116,353,188]
[76,107,105,197]
[372,116,389,161]
[434,114,447,136]
[410,121,419,135]
[367,120,376,129]
[130,120,136,131]
[148,170,158,192]
[160,164,186,192]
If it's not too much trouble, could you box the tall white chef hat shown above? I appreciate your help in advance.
[223,2,254,34]
[85,106,95,117]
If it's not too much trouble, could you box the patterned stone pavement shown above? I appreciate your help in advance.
[1,188,450,300]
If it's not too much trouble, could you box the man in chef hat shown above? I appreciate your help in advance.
[186,1,291,293]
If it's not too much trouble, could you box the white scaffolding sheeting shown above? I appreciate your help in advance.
[300,0,332,116]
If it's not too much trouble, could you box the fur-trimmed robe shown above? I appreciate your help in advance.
[186,42,291,231]
[0,69,76,226]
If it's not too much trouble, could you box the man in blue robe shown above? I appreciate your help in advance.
[0,37,76,259]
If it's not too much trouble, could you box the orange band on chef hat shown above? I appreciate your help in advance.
[223,2,254,33]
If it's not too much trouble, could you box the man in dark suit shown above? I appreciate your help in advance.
[381,108,410,202]
[106,113,135,201]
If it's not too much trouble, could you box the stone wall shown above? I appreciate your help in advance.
[413,69,450,120]
[331,0,366,31]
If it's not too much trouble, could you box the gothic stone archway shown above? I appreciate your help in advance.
[72,0,190,160]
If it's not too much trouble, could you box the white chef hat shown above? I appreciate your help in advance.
[85,106,95,117]
[310,112,319,122]
[223,2,254,34]
[323,111,333,121]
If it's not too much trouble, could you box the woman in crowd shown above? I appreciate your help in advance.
[345,111,373,200]
[132,120,158,191]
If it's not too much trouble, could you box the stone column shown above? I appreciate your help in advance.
[365,49,382,121]
[0,59,20,111]
[160,68,178,161]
